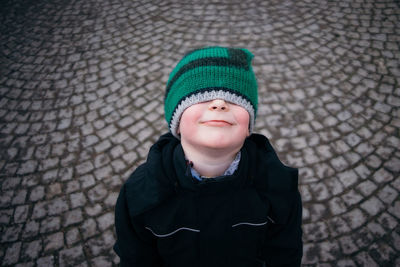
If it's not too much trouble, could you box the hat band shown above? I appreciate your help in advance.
[169,89,255,138]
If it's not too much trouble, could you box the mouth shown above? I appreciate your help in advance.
[201,120,233,127]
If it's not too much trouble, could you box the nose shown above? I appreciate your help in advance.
[208,99,229,111]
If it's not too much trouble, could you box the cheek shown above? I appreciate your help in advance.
[237,112,250,125]
[178,106,202,134]
[234,109,250,135]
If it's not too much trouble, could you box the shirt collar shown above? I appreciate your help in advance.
[190,152,241,181]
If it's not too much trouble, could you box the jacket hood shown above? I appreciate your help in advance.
[124,133,180,217]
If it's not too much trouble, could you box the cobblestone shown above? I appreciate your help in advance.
[21,240,42,261]
[3,242,22,265]
[59,245,85,267]
[1,0,400,266]
[44,232,64,252]
[40,217,61,234]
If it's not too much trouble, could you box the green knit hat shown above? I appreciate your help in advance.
[164,46,258,138]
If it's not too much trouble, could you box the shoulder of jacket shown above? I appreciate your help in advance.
[246,133,299,193]
[122,134,179,217]
[246,134,300,224]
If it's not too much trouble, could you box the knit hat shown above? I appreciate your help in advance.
[164,46,258,138]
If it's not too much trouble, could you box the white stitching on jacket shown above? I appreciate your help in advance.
[267,216,275,224]
[145,227,200,238]
[232,221,268,228]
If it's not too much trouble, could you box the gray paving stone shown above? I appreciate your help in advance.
[0,209,13,224]
[42,169,59,184]
[110,159,126,172]
[329,197,348,216]
[38,158,59,171]
[66,227,81,246]
[337,259,357,267]
[2,177,21,190]
[303,221,329,242]
[314,163,335,179]
[319,240,340,262]
[94,140,112,153]
[310,183,330,201]
[3,241,22,265]
[353,164,371,179]
[342,190,364,207]
[367,221,387,239]
[361,196,386,217]
[59,245,86,267]
[14,205,29,223]
[36,256,55,267]
[377,185,398,205]
[47,197,69,216]
[337,170,360,188]
[87,230,114,256]
[2,224,23,242]
[79,174,96,189]
[40,216,61,234]
[345,209,369,230]
[339,235,359,255]
[46,183,62,200]
[357,180,378,197]
[328,216,352,237]
[369,241,397,265]
[65,180,81,194]
[0,190,14,208]
[82,135,99,148]
[373,167,394,184]
[44,232,64,252]
[384,157,400,173]
[392,231,400,251]
[104,192,118,208]
[344,152,362,165]
[302,243,319,264]
[21,239,42,261]
[29,186,45,202]
[70,192,87,208]
[63,208,83,227]
[75,161,95,175]
[97,212,114,231]
[354,227,375,249]
[17,160,38,175]
[330,156,349,172]
[376,145,395,160]
[22,220,40,239]
[81,218,98,239]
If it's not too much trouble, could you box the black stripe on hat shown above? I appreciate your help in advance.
[165,48,249,98]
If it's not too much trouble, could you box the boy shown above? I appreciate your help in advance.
[114,46,303,266]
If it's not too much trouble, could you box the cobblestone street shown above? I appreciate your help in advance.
[0,0,399,266]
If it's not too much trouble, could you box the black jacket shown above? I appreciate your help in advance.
[114,133,303,267]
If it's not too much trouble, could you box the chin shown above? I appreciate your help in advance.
[202,141,231,149]
[200,134,245,150]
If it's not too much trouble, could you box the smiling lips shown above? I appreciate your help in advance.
[201,120,233,127]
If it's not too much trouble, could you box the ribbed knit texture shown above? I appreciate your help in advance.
[164,46,258,138]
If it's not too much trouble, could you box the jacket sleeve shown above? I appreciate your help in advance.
[114,184,162,267]
[261,189,303,267]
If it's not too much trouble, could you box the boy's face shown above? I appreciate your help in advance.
[178,99,250,152]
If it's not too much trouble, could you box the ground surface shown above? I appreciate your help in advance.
[0,0,399,266]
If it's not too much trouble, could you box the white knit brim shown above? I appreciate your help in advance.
[169,90,255,138]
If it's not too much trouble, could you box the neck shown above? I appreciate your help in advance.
[181,144,239,178]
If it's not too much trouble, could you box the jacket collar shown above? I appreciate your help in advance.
[171,144,251,194]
